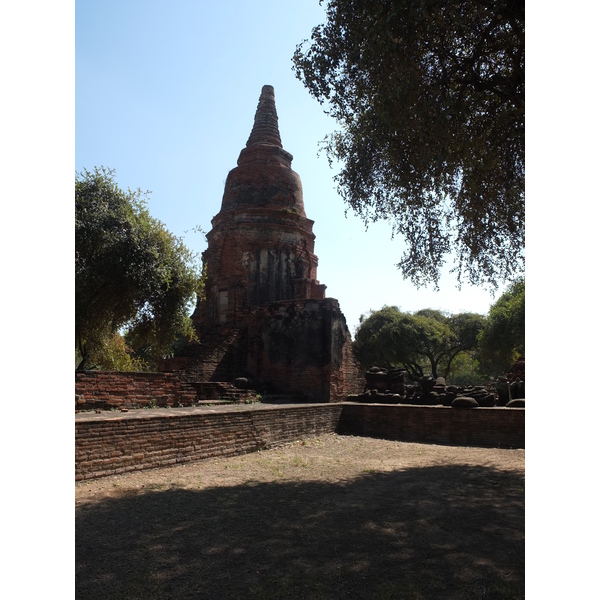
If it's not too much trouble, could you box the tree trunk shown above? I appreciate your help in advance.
[444,349,464,380]
[403,362,423,381]
[76,333,89,372]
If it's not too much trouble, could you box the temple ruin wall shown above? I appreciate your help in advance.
[75,403,524,481]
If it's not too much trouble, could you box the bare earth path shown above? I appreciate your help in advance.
[76,434,524,600]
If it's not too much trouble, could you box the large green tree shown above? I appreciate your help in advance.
[75,167,199,370]
[478,277,524,376]
[293,0,524,289]
[354,306,486,379]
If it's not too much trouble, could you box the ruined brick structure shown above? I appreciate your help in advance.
[198,85,325,322]
[175,85,362,402]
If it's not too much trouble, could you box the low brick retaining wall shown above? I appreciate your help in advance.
[75,371,198,410]
[75,403,524,480]
[337,403,524,449]
[75,404,343,481]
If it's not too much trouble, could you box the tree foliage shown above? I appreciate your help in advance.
[293,0,524,289]
[445,351,486,386]
[478,277,524,376]
[87,332,148,372]
[354,306,486,379]
[75,167,199,370]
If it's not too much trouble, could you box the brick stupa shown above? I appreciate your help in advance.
[176,85,362,402]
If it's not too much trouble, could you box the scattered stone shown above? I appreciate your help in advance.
[507,398,525,408]
[495,376,510,406]
[510,377,525,400]
[425,391,440,405]
[451,396,480,408]
[477,394,496,408]
[234,377,250,389]
[356,359,526,410]
[441,394,454,407]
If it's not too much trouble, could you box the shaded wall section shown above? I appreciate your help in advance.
[337,403,524,449]
[245,298,363,402]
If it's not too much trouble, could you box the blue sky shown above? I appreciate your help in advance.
[75,0,506,335]
[75,0,512,333]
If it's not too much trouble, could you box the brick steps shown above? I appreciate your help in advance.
[179,327,242,383]
[191,381,258,403]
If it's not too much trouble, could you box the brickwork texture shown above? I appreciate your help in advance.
[75,405,343,481]
[338,403,525,449]
[75,372,198,410]
[181,85,363,402]
[75,403,524,480]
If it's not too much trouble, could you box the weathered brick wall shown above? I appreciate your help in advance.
[175,327,243,383]
[75,404,343,481]
[246,298,363,402]
[75,403,524,481]
[75,372,197,410]
[337,403,525,449]
[333,324,364,401]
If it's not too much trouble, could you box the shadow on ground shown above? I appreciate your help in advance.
[76,465,524,600]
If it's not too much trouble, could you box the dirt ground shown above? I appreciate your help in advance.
[76,434,524,600]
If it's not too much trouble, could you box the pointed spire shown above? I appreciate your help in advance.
[246,85,283,148]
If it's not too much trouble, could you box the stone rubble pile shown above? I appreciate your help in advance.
[355,359,525,408]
